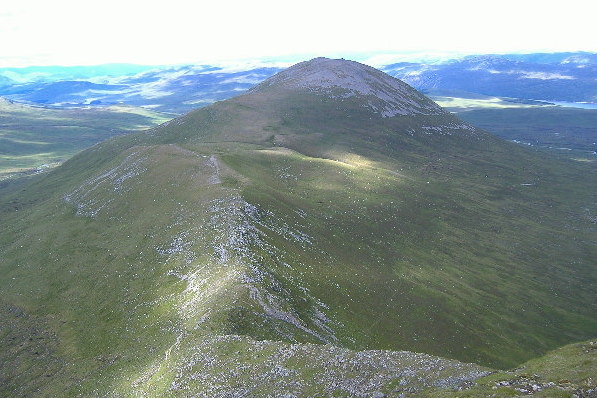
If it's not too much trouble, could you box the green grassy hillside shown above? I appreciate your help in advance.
[456,107,597,161]
[430,93,597,162]
[0,58,595,396]
[429,338,597,397]
[0,98,172,180]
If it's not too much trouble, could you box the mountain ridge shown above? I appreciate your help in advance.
[1,57,595,396]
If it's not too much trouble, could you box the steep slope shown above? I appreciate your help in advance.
[0,58,595,396]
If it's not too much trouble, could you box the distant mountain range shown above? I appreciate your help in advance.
[387,52,597,103]
[0,64,280,113]
[2,52,596,113]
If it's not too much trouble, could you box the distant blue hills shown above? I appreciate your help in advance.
[0,63,280,113]
[1,52,596,113]
[386,52,597,103]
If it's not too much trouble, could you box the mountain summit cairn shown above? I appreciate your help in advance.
[249,57,445,117]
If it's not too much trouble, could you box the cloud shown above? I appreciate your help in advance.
[479,69,576,80]
[519,72,575,80]
[220,74,271,85]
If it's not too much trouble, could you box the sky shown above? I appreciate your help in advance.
[1,0,596,67]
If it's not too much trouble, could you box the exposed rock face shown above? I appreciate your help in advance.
[250,57,445,117]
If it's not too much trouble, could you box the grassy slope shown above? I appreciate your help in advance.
[431,94,597,162]
[456,107,597,161]
[429,338,597,397]
[0,86,595,395]
[0,99,172,180]
[1,137,488,397]
[0,142,251,396]
[151,89,596,367]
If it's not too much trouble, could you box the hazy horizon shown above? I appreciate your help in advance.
[2,0,596,68]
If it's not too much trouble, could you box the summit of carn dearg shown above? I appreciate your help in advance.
[248,57,445,117]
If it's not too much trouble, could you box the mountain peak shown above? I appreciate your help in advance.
[249,57,445,117]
